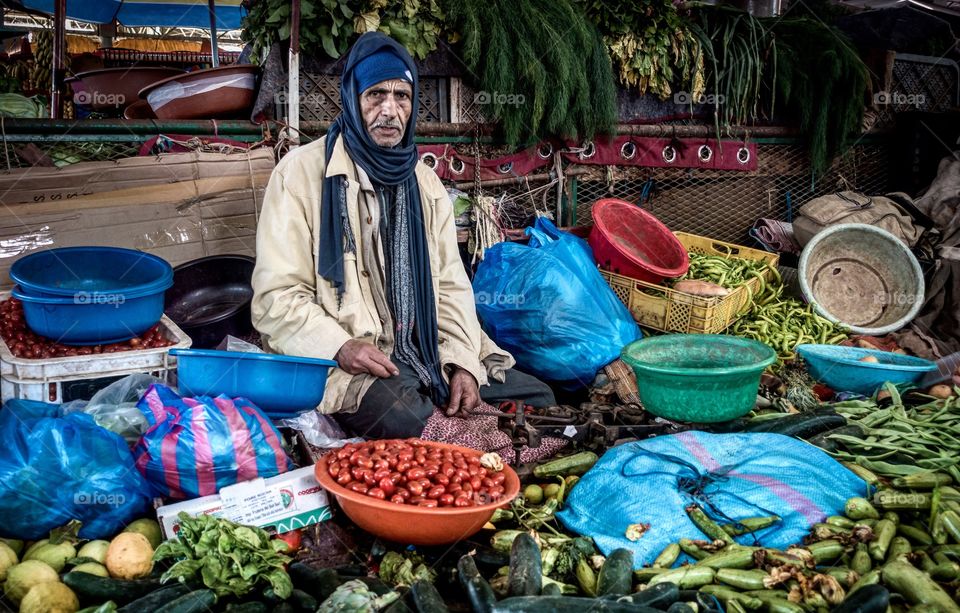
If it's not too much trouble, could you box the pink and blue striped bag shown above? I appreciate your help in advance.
[133,384,293,500]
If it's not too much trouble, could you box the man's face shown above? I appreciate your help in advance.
[360,79,413,147]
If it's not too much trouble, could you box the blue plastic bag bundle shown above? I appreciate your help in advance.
[133,384,293,500]
[557,431,868,568]
[0,399,153,540]
[473,217,640,387]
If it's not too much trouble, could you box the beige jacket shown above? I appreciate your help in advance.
[251,138,514,414]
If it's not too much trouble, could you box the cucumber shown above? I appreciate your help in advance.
[832,584,890,613]
[618,582,679,609]
[63,571,164,603]
[288,562,345,601]
[155,589,217,613]
[458,554,497,613]
[410,579,448,613]
[532,452,598,478]
[492,596,663,612]
[744,409,845,438]
[507,533,542,597]
[596,549,633,597]
[117,584,193,612]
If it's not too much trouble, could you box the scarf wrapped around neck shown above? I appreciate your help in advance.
[318,32,449,406]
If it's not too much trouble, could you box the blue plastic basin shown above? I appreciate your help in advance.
[797,344,937,396]
[170,348,338,416]
[12,284,168,345]
[11,246,173,297]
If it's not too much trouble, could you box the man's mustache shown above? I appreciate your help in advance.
[371,120,403,130]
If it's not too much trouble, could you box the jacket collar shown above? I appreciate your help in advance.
[324,136,354,180]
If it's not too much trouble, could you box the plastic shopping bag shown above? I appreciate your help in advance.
[0,399,153,540]
[473,216,640,388]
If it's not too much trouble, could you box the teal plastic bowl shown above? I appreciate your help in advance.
[796,344,936,396]
[622,334,777,423]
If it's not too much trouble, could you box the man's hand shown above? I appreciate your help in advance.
[335,339,399,378]
[445,367,480,416]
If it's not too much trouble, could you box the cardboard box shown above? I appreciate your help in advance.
[156,466,331,538]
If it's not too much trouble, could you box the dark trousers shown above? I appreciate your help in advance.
[333,362,556,439]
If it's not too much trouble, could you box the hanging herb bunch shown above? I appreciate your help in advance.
[579,0,705,102]
[443,0,617,145]
[354,0,446,60]
[242,0,356,63]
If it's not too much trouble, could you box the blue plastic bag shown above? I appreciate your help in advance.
[0,399,153,540]
[557,431,868,568]
[133,384,293,500]
[473,217,640,387]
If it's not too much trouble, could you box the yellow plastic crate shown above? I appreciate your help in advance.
[601,233,780,334]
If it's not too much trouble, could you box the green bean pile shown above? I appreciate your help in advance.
[679,252,774,291]
[825,387,960,483]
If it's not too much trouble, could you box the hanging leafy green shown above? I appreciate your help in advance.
[443,0,616,144]
[579,0,705,101]
[355,0,446,60]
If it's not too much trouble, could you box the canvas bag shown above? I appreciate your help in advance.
[794,190,926,247]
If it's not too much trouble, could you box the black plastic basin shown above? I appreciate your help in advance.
[165,254,255,348]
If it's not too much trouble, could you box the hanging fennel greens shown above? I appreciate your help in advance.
[443,0,617,144]
[578,0,705,102]
[354,0,446,60]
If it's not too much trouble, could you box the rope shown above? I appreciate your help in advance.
[1,117,10,172]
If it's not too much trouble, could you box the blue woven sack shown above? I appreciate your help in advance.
[557,431,868,568]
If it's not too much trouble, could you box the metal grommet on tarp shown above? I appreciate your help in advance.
[450,157,465,175]
[579,141,596,159]
[620,141,637,160]
[662,145,677,164]
[698,145,713,163]
[497,161,513,174]
[537,143,553,159]
[737,147,751,165]
[420,152,438,168]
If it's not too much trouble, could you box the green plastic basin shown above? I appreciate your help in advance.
[621,334,777,423]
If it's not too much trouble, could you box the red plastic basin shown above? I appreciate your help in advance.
[589,198,689,284]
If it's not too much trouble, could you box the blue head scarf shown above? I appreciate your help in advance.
[319,32,448,406]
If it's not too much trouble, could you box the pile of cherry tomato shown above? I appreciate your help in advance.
[324,439,507,508]
[0,297,173,359]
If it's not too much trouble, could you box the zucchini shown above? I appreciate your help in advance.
[896,522,933,546]
[457,554,497,613]
[743,408,845,438]
[892,472,952,489]
[929,561,960,581]
[652,543,681,568]
[574,557,596,596]
[224,603,269,613]
[885,536,911,562]
[715,568,768,590]
[507,533,542,597]
[617,582,678,609]
[666,604,695,613]
[694,546,759,569]
[844,497,880,520]
[823,567,859,588]
[410,579,448,613]
[63,571,164,603]
[492,596,662,612]
[685,504,734,545]
[155,589,217,613]
[290,588,318,611]
[868,520,896,560]
[532,452,598,478]
[632,567,665,583]
[850,544,871,575]
[832,583,889,613]
[288,562,345,601]
[648,565,715,588]
[742,591,804,613]
[117,584,193,612]
[825,515,855,529]
[721,515,781,536]
[677,538,709,560]
[596,549,633,597]
[541,582,561,596]
[699,584,762,610]
[881,559,960,612]
[808,539,844,563]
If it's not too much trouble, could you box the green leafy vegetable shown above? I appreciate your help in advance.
[378,551,437,587]
[153,512,292,599]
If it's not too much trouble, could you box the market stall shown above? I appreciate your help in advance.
[1,0,960,611]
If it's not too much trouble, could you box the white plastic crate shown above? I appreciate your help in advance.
[0,311,192,403]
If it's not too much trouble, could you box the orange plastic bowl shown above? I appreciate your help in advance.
[314,440,520,546]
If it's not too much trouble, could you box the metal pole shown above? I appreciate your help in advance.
[288,0,301,145]
[50,0,66,119]
[207,0,219,67]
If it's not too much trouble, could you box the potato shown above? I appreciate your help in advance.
[104,533,153,580]
[859,355,880,363]
[928,384,953,400]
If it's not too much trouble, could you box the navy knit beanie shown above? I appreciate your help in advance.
[354,49,413,94]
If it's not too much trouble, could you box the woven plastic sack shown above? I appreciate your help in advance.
[0,399,153,540]
[133,384,293,500]
[473,217,640,388]
[556,431,868,568]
